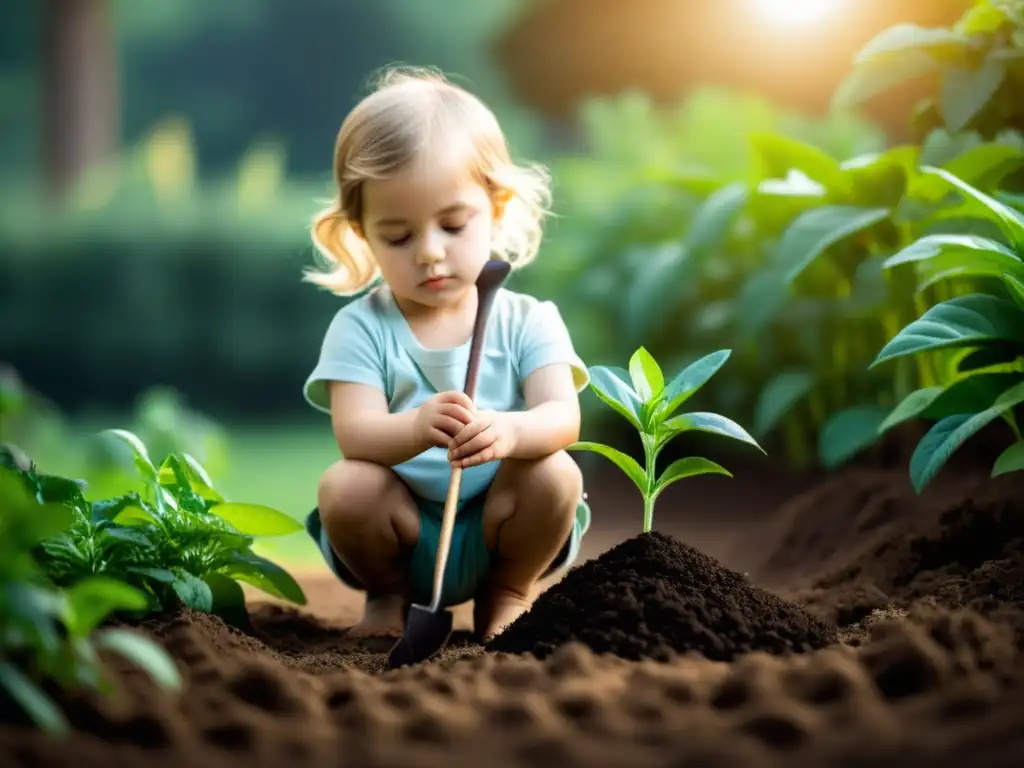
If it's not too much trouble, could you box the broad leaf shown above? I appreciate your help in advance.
[883,234,1023,279]
[879,373,1022,433]
[834,49,939,109]
[872,294,1024,367]
[752,370,815,437]
[909,380,1024,492]
[654,457,731,499]
[65,576,149,637]
[818,405,891,468]
[0,662,66,736]
[628,347,663,403]
[204,572,250,627]
[587,367,643,431]
[657,350,732,419]
[750,133,848,195]
[567,441,647,492]
[684,181,748,253]
[658,412,763,453]
[94,629,182,690]
[778,206,891,282]
[992,441,1024,476]
[223,552,307,605]
[941,58,1006,133]
[171,571,214,612]
[91,493,148,523]
[922,166,1024,248]
[102,429,158,483]
[1006,273,1024,311]
[853,23,967,62]
[209,502,303,537]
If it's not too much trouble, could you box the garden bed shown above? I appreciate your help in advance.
[2,463,1024,767]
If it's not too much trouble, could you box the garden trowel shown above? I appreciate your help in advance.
[387,258,511,669]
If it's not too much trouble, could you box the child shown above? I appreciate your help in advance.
[301,67,591,643]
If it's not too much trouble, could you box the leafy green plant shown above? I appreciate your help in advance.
[835,0,1024,139]
[0,466,182,737]
[568,348,764,532]
[870,167,1024,491]
[21,429,307,622]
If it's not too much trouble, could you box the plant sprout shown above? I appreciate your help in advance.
[569,347,765,532]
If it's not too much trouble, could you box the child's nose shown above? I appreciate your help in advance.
[417,231,446,264]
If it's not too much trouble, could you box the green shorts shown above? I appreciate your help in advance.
[305,483,591,609]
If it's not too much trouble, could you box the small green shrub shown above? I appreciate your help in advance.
[16,429,307,622]
[0,467,181,737]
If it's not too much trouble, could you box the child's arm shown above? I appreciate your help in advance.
[329,382,425,466]
[503,363,581,459]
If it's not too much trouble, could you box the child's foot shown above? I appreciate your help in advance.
[346,594,406,638]
[474,586,531,642]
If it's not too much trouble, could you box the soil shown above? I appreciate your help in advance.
[3,456,1024,766]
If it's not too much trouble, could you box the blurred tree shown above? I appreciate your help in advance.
[493,0,970,139]
[41,0,119,200]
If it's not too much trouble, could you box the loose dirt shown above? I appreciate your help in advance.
[3,460,1024,767]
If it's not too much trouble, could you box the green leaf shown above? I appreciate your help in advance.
[750,133,847,195]
[91,493,150,523]
[909,380,1024,492]
[958,2,1009,35]
[958,347,1023,372]
[684,181,748,253]
[992,441,1024,476]
[853,23,967,63]
[657,350,732,420]
[208,502,302,537]
[879,387,943,433]
[882,233,1024,294]
[941,58,1006,133]
[872,294,1024,367]
[628,347,664,403]
[34,474,87,507]
[941,142,1024,193]
[171,571,214,612]
[102,429,159,483]
[94,629,182,691]
[222,553,307,606]
[752,371,815,437]
[654,457,731,500]
[818,405,892,468]
[125,566,177,583]
[65,576,150,637]
[1005,273,1024,311]
[658,412,764,453]
[925,374,1024,423]
[203,572,250,627]
[587,367,643,431]
[833,49,939,109]
[778,206,891,282]
[921,166,1024,248]
[567,441,647,492]
[0,661,67,736]
[0,469,74,542]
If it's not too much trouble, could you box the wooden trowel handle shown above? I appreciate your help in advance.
[426,260,510,613]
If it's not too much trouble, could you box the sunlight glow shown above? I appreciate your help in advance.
[752,0,844,25]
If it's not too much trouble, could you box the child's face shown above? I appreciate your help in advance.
[359,155,503,311]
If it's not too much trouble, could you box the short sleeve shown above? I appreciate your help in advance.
[303,307,386,413]
[517,300,590,393]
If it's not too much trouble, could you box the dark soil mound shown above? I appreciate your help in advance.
[487,531,836,661]
[771,473,1024,633]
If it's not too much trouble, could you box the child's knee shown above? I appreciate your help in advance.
[534,451,583,514]
[317,459,418,540]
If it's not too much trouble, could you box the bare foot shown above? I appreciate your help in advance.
[346,594,406,638]
[474,586,531,642]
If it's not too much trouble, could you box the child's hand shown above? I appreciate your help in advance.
[448,410,516,468]
[414,391,476,451]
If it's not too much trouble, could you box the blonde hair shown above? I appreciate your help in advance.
[303,66,552,296]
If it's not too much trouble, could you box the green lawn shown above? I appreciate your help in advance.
[215,423,339,567]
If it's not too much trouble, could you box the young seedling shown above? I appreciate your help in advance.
[569,347,765,532]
